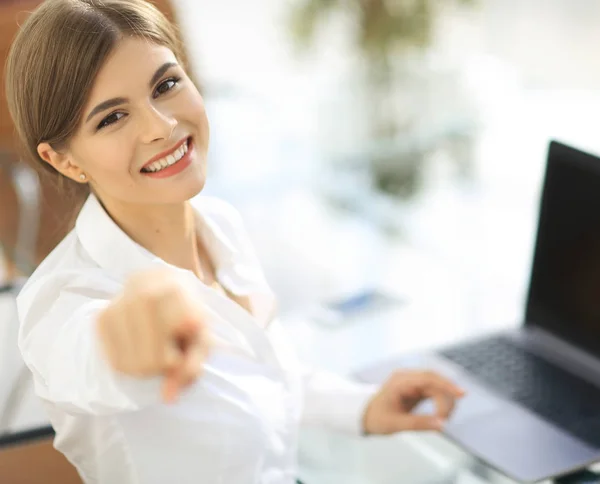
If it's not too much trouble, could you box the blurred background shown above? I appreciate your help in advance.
[177,0,600,366]
[2,0,600,480]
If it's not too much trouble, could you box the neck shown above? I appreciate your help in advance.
[99,197,201,276]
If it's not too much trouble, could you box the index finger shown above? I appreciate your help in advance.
[426,391,457,420]
[162,324,210,404]
[417,371,465,397]
[157,286,204,338]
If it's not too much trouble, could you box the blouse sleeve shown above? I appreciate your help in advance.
[17,273,163,416]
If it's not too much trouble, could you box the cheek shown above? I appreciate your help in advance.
[181,88,209,131]
[86,136,137,177]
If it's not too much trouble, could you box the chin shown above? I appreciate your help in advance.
[184,177,206,201]
[173,173,206,203]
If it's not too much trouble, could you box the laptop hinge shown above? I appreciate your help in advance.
[524,326,600,388]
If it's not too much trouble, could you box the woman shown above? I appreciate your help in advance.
[6,0,464,483]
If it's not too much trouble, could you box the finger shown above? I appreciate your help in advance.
[161,287,204,344]
[111,301,138,374]
[175,318,202,345]
[160,338,189,403]
[163,338,182,371]
[161,366,181,403]
[172,310,205,344]
[428,391,455,420]
[155,290,194,370]
[135,294,162,376]
[171,305,210,367]
[131,301,157,375]
[180,344,205,387]
[392,414,444,432]
[158,316,201,402]
[418,371,465,398]
[161,341,203,403]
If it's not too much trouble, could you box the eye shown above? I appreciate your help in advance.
[97,111,127,130]
[153,76,181,99]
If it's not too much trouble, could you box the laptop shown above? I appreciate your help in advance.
[356,140,600,482]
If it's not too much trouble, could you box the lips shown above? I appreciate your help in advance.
[140,137,195,179]
[140,137,190,173]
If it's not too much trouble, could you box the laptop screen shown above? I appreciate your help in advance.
[526,141,600,357]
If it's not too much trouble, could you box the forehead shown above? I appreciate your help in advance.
[86,38,177,102]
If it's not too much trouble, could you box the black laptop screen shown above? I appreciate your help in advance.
[526,141,600,357]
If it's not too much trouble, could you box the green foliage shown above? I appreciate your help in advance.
[289,0,477,60]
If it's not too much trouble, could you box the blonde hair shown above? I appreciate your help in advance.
[5,0,188,192]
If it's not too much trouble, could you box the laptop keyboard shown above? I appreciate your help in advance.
[440,335,600,448]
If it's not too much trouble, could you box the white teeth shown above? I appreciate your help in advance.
[143,140,189,173]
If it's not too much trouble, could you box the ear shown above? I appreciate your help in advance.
[37,142,86,183]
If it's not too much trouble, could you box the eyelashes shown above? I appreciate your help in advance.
[96,76,182,131]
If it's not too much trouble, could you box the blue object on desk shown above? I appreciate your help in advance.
[325,289,404,315]
[310,288,406,328]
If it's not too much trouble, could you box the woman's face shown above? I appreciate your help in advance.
[51,37,209,207]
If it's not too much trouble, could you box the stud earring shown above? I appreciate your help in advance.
[79,173,86,181]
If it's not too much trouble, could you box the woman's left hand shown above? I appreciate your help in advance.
[362,370,465,435]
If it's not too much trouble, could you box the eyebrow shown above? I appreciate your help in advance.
[85,61,178,124]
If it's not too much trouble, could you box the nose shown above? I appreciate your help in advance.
[139,103,177,144]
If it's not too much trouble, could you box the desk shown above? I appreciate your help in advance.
[298,426,548,484]
[284,297,598,484]
[1,422,591,484]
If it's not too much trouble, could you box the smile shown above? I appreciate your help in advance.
[140,137,194,179]
[141,137,190,173]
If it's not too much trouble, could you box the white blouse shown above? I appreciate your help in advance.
[16,194,377,484]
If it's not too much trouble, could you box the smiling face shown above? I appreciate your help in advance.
[38,36,209,208]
